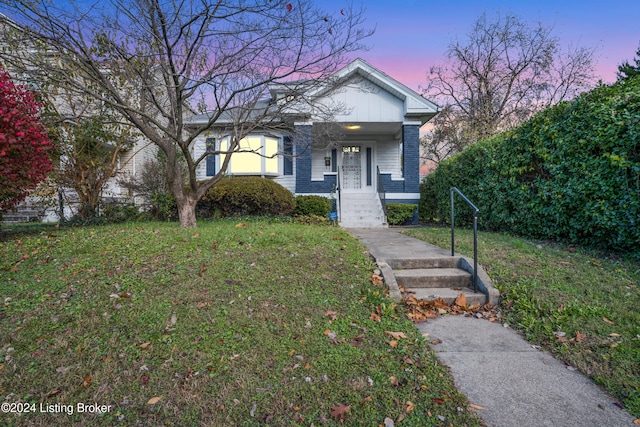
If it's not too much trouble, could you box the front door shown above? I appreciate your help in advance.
[341,144,375,193]
[341,145,362,192]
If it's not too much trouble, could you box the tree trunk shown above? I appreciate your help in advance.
[177,196,198,228]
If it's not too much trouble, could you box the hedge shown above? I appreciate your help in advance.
[420,77,640,253]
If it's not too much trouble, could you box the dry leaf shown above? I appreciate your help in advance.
[609,333,621,337]
[330,403,350,422]
[385,331,407,340]
[139,342,152,349]
[454,293,467,308]
[197,302,207,309]
[371,274,384,286]
[575,332,586,343]
[387,340,398,348]
[389,376,399,386]
[429,339,443,345]
[362,396,373,403]
[82,374,92,388]
[369,312,381,322]
[469,403,486,410]
[633,418,640,425]
[235,223,247,228]
[147,396,162,405]
[603,317,615,324]
[405,401,415,412]
[45,389,61,398]
[324,310,338,320]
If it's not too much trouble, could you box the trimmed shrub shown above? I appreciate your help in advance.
[420,77,640,253]
[386,203,417,226]
[294,195,332,217]
[198,176,295,218]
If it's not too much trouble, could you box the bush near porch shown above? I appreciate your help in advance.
[420,76,640,254]
[197,176,295,218]
[386,203,417,226]
[293,195,332,217]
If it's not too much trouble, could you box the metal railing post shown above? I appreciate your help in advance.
[450,187,480,293]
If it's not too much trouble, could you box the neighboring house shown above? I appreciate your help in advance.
[188,58,439,227]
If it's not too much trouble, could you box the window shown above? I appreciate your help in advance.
[219,135,280,175]
[283,136,293,175]
[205,138,216,176]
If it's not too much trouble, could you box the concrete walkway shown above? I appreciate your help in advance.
[349,227,637,427]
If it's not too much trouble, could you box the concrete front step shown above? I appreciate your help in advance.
[406,287,485,306]
[394,268,472,289]
[387,257,462,270]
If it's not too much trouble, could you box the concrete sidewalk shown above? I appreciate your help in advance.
[349,227,636,427]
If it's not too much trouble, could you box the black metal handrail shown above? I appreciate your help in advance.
[450,187,479,293]
[376,166,387,215]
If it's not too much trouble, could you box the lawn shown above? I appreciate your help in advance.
[0,221,483,427]
[404,227,640,418]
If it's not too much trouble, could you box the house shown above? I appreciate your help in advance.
[188,58,439,227]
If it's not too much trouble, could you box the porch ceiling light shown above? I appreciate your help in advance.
[345,124,361,130]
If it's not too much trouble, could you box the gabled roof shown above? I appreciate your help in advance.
[187,58,439,127]
[308,58,440,124]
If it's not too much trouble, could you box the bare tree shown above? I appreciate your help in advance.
[421,12,596,165]
[0,0,371,227]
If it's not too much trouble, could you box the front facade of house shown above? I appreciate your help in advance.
[190,59,439,227]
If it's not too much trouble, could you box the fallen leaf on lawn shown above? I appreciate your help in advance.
[371,274,384,286]
[389,376,399,386]
[147,396,162,405]
[235,223,247,228]
[402,356,414,365]
[429,339,442,345]
[362,396,372,403]
[454,293,466,308]
[575,332,585,343]
[139,342,152,349]
[370,312,381,322]
[45,389,61,398]
[197,302,207,308]
[633,418,640,425]
[405,401,415,412]
[609,333,621,337]
[82,374,92,388]
[469,403,486,410]
[432,398,445,404]
[324,310,338,320]
[387,340,398,348]
[603,317,615,325]
[385,331,407,340]
[330,403,350,422]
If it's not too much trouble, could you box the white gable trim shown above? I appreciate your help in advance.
[310,58,439,124]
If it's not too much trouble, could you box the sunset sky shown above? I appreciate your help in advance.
[326,0,640,92]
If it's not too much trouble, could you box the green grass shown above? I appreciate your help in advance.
[0,221,482,426]
[404,226,640,418]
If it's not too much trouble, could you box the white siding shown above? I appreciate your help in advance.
[315,76,405,123]
[376,140,403,179]
[193,135,208,181]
